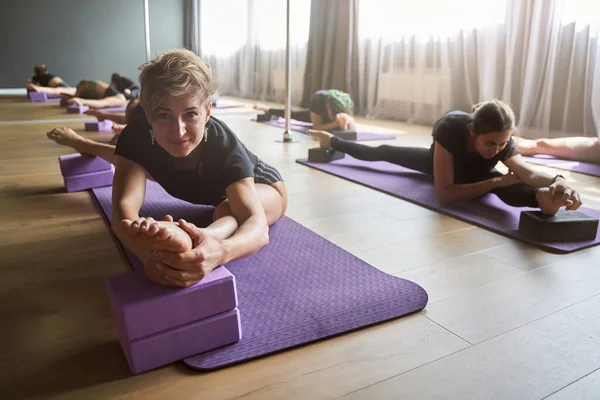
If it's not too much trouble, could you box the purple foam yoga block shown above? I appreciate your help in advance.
[29,92,48,102]
[106,267,238,342]
[85,120,113,131]
[59,154,112,177]
[66,104,90,113]
[122,308,242,374]
[63,168,114,192]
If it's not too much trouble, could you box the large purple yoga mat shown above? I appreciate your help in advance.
[296,156,600,253]
[91,181,428,371]
[523,155,600,177]
[259,117,397,141]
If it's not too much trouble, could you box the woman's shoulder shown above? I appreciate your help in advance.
[439,110,470,121]
[208,116,237,139]
[435,110,470,130]
[118,116,151,145]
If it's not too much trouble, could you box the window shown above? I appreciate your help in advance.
[359,0,508,40]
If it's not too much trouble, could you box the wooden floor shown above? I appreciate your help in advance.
[2,96,600,400]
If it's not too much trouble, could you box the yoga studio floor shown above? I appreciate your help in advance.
[2,96,600,400]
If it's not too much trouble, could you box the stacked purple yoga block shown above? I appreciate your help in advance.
[85,120,113,131]
[106,267,241,374]
[58,154,114,192]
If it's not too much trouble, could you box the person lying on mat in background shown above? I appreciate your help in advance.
[26,64,76,96]
[308,100,582,216]
[52,50,287,288]
[84,97,144,136]
[254,89,356,131]
[111,73,140,100]
[61,80,128,109]
[514,136,600,163]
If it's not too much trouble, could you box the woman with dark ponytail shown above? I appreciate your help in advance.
[254,89,356,131]
[308,100,582,216]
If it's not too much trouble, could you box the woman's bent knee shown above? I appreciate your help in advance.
[213,200,232,221]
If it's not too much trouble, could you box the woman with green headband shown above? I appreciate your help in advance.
[254,89,357,131]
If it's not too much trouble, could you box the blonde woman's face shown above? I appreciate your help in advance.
[150,95,211,158]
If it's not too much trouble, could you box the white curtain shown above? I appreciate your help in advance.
[199,0,311,105]
[357,0,600,138]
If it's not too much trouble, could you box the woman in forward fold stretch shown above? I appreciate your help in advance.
[254,89,357,131]
[50,50,287,288]
[514,136,600,163]
[47,98,143,150]
[61,80,128,109]
[85,97,143,137]
[27,64,75,96]
[308,100,583,216]
[110,73,140,100]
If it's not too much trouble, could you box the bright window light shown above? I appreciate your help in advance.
[254,0,311,51]
[200,0,311,55]
[560,0,600,30]
[200,0,248,56]
[359,0,508,39]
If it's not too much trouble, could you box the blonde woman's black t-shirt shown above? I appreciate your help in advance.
[115,116,258,206]
[430,110,520,182]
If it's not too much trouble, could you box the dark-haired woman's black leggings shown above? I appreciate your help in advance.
[330,137,539,208]
[267,108,312,123]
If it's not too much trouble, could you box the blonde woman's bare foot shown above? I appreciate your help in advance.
[112,123,126,134]
[307,129,334,148]
[120,218,193,253]
[253,103,270,112]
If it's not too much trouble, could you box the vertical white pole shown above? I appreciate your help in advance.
[144,0,151,61]
[282,0,293,142]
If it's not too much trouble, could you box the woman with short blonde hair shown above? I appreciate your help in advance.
[110,49,287,287]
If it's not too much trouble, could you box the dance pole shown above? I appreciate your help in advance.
[277,0,298,143]
[143,0,151,61]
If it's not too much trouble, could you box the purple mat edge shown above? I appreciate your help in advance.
[88,184,428,372]
[188,303,426,372]
[296,157,600,254]
[522,156,600,177]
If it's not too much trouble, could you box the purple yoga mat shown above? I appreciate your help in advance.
[523,155,600,178]
[91,181,428,371]
[296,156,600,253]
[259,117,397,141]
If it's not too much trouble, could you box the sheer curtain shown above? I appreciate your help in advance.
[198,0,311,105]
[357,0,600,137]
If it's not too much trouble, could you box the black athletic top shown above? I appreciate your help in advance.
[32,74,55,87]
[113,76,137,93]
[309,90,331,123]
[129,103,147,122]
[103,86,120,98]
[431,110,519,182]
[115,116,260,206]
